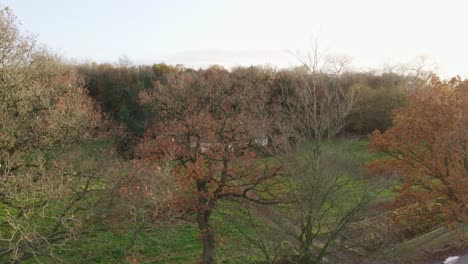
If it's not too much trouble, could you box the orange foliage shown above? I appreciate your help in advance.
[369,77,467,225]
[137,69,281,209]
[135,68,281,263]
[137,105,281,210]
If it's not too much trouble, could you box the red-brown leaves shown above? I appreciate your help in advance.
[369,77,468,225]
[135,68,281,215]
[108,160,188,226]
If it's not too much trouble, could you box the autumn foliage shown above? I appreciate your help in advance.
[0,7,107,262]
[136,67,282,263]
[369,77,468,229]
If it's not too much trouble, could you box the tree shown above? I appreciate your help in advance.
[279,47,375,263]
[90,158,184,262]
[251,46,376,264]
[0,7,105,262]
[348,83,408,134]
[282,143,376,263]
[369,77,468,231]
[137,67,283,264]
[275,47,355,140]
[151,63,178,85]
[78,63,153,137]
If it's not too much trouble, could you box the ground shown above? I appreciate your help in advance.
[6,139,466,263]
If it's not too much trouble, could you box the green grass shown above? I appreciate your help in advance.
[4,139,404,263]
[5,138,460,263]
[57,224,202,263]
[116,140,393,263]
[297,138,388,163]
[48,205,265,264]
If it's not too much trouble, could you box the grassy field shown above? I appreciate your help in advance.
[48,204,266,263]
[11,139,464,263]
[53,139,387,263]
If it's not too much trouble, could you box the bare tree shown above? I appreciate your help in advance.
[250,44,378,263]
[280,43,355,141]
[383,56,437,90]
[280,143,377,263]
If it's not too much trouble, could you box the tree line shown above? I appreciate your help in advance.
[76,61,412,155]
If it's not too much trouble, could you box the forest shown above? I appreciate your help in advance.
[0,5,467,264]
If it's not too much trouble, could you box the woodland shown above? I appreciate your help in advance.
[0,6,466,264]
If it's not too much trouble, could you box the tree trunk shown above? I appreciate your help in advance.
[197,207,215,264]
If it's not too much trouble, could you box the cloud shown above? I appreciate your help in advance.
[163,49,299,69]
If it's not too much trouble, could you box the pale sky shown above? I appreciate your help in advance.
[4,0,468,77]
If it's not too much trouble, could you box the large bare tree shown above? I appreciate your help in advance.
[251,44,378,263]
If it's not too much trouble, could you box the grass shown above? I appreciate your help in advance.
[1,138,264,264]
[48,205,264,264]
[73,138,387,264]
[58,224,202,263]
[2,139,408,263]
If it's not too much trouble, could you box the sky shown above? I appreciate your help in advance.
[3,0,468,77]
